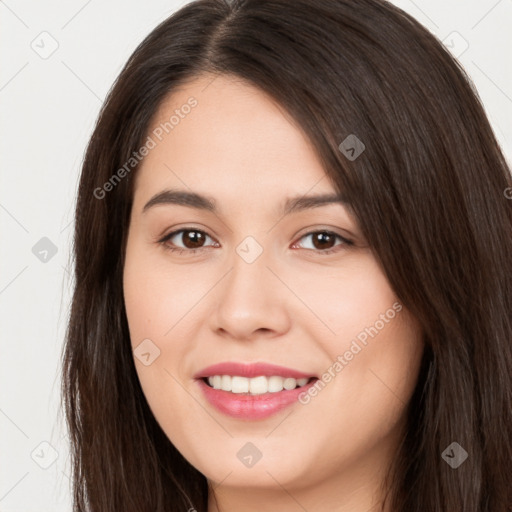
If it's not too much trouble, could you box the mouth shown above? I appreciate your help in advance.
[194,362,318,420]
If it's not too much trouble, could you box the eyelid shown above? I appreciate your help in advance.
[292,225,354,243]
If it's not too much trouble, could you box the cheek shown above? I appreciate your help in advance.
[123,240,208,344]
[122,240,210,431]
[282,254,399,340]
[295,310,423,477]
[288,257,424,448]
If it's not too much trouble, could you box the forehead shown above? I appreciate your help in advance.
[132,73,337,210]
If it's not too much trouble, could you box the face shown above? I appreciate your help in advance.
[123,73,424,504]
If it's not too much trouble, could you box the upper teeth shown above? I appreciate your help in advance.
[207,375,310,395]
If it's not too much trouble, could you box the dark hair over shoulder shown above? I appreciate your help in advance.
[61,0,512,510]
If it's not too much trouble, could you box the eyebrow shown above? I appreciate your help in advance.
[142,188,348,216]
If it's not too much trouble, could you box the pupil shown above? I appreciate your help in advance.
[314,232,334,250]
[184,231,204,248]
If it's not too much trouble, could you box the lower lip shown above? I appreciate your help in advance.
[196,378,317,420]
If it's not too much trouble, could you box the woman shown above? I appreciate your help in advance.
[61,0,512,510]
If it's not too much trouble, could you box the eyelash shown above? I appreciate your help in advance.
[158,228,354,256]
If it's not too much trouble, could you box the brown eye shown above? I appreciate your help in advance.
[310,232,336,250]
[160,229,218,253]
[179,230,206,248]
[293,230,353,255]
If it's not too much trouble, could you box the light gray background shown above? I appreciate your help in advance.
[1,1,511,510]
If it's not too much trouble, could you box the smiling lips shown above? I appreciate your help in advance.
[194,362,318,420]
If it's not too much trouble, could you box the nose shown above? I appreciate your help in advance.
[210,245,292,341]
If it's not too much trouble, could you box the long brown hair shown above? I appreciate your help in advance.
[61,0,512,510]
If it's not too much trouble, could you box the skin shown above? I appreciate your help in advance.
[123,73,425,512]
